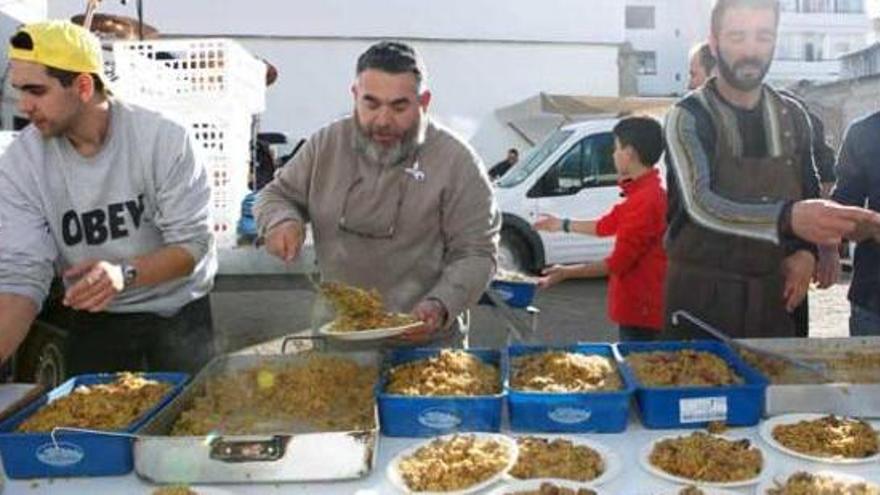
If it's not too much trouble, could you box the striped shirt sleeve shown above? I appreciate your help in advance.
[664,104,784,245]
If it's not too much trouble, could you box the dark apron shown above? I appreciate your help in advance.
[665,90,805,339]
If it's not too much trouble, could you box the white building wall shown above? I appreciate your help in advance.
[49,0,624,163]
[625,0,711,96]
[1,0,48,129]
[231,39,620,162]
[52,0,624,44]
[770,8,871,85]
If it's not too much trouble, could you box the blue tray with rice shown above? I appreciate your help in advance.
[507,344,635,433]
[377,348,505,437]
[616,340,767,429]
[489,277,538,308]
[0,372,187,478]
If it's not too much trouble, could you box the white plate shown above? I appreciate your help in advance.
[755,469,879,495]
[654,489,742,495]
[505,435,622,487]
[487,478,608,495]
[152,487,236,495]
[386,433,519,494]
[639,434,765,488]
[317,320,422,341]
[759,413,880,464]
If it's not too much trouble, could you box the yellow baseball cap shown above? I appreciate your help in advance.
[8,20,111,92]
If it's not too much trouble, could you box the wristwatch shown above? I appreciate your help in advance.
[562,218,572,233]
[120,261,138,290]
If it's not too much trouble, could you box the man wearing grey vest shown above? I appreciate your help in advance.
[256,41,500,347]
[0,21,216,375]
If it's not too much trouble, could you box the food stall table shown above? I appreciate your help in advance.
[4,416,878,494]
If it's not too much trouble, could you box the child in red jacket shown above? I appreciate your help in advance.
[534,116,667,341]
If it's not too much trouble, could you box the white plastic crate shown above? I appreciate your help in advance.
[112,38,266,115]
[176,111,252,248]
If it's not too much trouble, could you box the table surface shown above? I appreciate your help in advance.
[4,415,879,495]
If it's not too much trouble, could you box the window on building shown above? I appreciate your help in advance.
[802,0,833,13]
[803,33,826,61]
[635,51,657,75]
[836,0,864,13]
[779,0,798,12]
[625,6,655,29]
[805,42,816,61]
[777,33,800,60]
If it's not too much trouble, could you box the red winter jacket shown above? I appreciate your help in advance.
[595,168,668,330]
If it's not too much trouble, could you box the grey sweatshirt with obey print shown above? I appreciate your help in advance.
[0,99,216,316]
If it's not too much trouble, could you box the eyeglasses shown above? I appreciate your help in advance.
[337,161,422,239]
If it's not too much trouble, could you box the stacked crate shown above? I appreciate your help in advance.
[112,39,266,247]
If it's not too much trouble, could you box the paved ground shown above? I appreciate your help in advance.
[212,271,852,353]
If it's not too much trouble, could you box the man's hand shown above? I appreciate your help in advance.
[782,250,815,313]
[537,265,568,290]
[533,214,563,233]
[814,244,840,289]
[395,299,448,344]
[792,200,880,245]
[849,213,880,243]
[264,220,305,263]
[63,260,125,312]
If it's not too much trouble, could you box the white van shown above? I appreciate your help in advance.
[494,118,634,272]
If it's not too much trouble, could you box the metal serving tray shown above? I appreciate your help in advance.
[134,351,380,483]
[737,337,880,417]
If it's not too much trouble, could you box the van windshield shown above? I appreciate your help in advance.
[496,129,573,188]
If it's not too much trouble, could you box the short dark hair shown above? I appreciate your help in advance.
[711,0,780,37]
[356,41,426,90]
[613,116,664,166]
[9,30,105,94]
[45,67,105,94]
[508,148,518,155]
[695,42,717,75]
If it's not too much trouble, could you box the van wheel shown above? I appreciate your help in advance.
[14,324,68,388]
[500,230,533,273]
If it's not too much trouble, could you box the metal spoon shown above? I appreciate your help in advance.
[670,310,831,379]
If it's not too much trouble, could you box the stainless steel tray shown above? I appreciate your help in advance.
[737,337,880,418]
[133,351,380,483]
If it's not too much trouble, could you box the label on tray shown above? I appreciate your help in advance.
[548,407,592,424]
[494,287,514,301]
[36,442,85,467]
[418,408,463,430]
[679,396,728,423]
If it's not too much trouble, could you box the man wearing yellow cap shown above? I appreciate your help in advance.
[0,21,216,377]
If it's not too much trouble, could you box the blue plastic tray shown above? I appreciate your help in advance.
[507,344,635,433]
[378,348,505,437]
[616,341,767,429]
[490,279,537,308]
[0,372,188,478]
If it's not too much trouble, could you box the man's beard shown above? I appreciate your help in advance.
[353,113,425,167]
[717,49,772,92]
